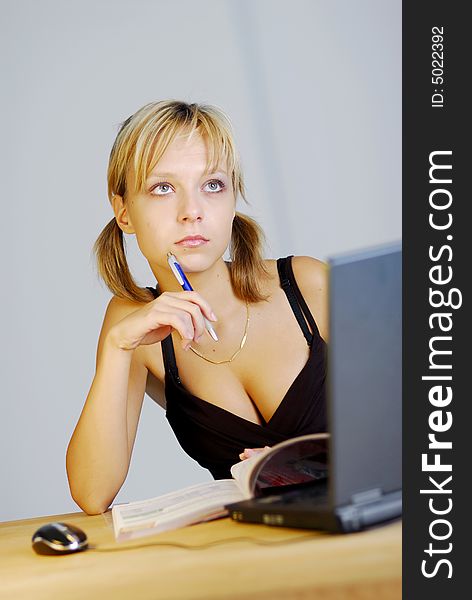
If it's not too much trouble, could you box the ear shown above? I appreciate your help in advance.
[111,194,135,234]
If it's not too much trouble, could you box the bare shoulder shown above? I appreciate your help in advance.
[262,256,327,288]
[291,255,328,292]
[103,293,151,325]
[291,255,329,342]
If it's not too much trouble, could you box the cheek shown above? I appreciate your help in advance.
[211,207,235,251]
[133,216,166,258]
[217,200,235,224]
[126,199,172,261]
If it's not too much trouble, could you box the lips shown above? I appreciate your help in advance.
[175,235,209,247]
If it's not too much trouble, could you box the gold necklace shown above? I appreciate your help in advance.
[189,301,249,365]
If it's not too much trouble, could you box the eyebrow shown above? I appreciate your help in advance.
[146,170,228,182]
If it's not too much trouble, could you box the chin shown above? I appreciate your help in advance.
[173,247,223,272]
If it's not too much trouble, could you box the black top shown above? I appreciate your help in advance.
[147,256,327,479]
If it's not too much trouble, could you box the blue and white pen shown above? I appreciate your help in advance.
[167,252,219,342]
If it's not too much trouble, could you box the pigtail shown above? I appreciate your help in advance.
[93,218,150,303]
[229,212,271,303]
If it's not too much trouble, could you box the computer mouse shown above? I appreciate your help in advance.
[32,522,88,555]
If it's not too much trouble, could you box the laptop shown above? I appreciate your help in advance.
[226,242,402,533]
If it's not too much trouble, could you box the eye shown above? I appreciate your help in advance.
[150,182,173,195]
[204,179,225,193]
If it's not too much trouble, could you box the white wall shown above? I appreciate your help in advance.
[1,0,401,522]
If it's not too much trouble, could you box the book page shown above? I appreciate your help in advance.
[111,479,245,541]
[230,433,330,498]
[230,448,273,496]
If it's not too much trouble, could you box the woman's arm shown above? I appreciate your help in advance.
[66,289,217,515]
[66,297,148,515]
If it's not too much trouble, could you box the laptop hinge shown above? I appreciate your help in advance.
[351,487,382,505]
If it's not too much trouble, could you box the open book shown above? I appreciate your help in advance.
[111,432,329,541]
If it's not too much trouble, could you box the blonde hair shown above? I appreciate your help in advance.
[94,100,270,303]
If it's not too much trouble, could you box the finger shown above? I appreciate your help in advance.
[158,291,218,322]
[147,310,195,344]
[154,296,208,341]
[240,448,265,460]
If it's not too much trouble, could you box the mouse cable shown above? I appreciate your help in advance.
[88,533,320,553]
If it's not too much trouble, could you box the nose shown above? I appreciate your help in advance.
[177,190,204,223]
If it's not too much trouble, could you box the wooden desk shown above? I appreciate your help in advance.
[0,510,401,599]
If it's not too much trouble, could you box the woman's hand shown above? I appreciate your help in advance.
[108,291,218,352]
[239,446,270,461]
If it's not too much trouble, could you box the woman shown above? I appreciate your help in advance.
[66,100,328,515]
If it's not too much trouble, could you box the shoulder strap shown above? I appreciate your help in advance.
[145,286,181,383]
[161,336,181,384]
[276,256,320,346]
[145,286,158,299]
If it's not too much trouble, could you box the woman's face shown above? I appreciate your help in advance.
[120,131,236,274]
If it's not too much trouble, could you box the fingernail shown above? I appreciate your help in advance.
[211,311,218,321]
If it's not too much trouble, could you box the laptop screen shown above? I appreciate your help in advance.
[328,243,402,506]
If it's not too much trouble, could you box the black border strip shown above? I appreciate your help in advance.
[403,2,469,596]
